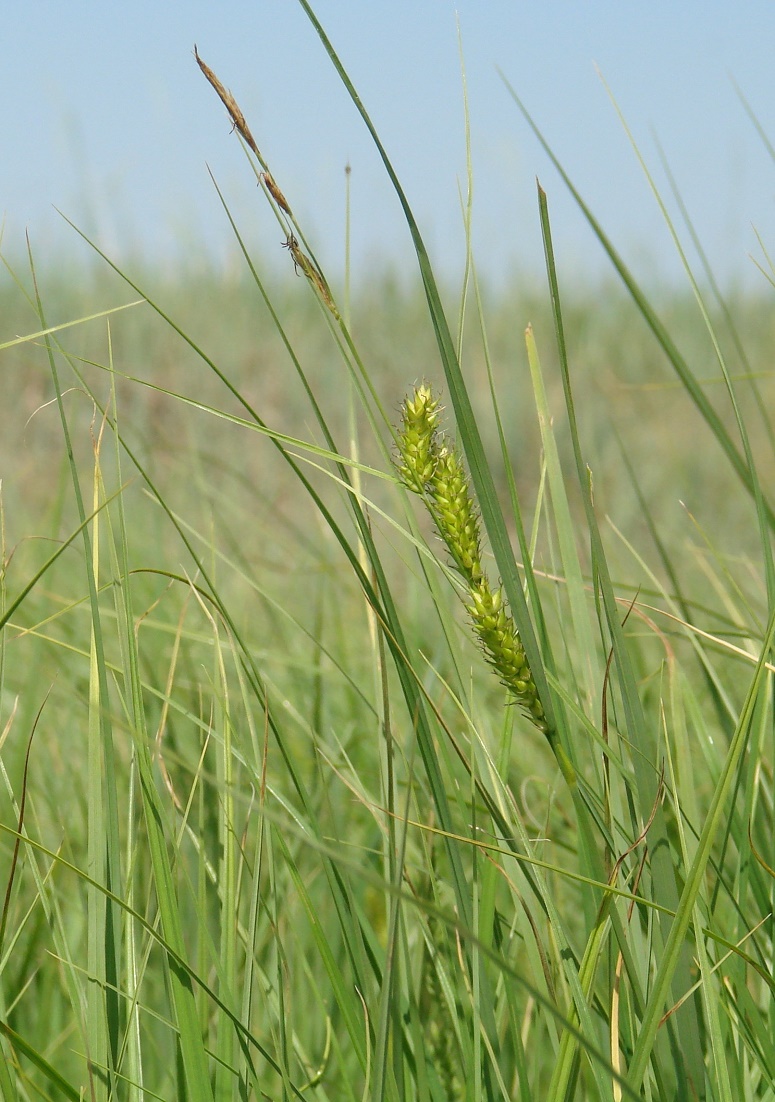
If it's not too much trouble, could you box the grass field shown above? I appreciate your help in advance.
[2,18,775,1102]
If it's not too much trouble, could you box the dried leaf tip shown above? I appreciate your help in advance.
[194,45,261,159]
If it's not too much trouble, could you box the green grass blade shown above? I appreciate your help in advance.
[28,254,123,1098]
[536,182,707,1095]
[296,0,558,740]
[0,1019,80,1100]
[501,77,775,534]
[627,603,775,1093]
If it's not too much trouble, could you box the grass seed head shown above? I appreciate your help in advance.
[395,383,549,733]
[428,442,483,585]
[194,46,262,159]
[467,579,548,731]
[395,383,443,493]
[281,235,340,319]
[262,171,292,215]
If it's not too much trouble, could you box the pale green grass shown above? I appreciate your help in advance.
[1,7,775,1101]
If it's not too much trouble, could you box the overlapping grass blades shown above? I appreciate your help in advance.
[0,4,773,1098]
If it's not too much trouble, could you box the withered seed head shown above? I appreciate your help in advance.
[262,172,292,215]
[281,235,340,320]
[282,234,302,275]
[194,45,261,159]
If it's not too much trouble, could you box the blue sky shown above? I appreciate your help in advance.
[4,2,775,291]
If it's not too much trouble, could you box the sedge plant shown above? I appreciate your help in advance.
[0,7,774,1102]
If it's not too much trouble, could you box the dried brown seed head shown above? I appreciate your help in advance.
[194,45,261,159]
[262,172,292,215]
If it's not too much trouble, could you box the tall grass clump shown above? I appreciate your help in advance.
[1,6,775,1101]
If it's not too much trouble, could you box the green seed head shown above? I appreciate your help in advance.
[395,383,550,735]
[466,579,546,727]
[395,384,443,493]
[428,444,483,585]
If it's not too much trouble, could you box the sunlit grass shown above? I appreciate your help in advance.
[1,10,774,1102]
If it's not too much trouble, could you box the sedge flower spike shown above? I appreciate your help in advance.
[395,384,443,493]
[395,384,549,735]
